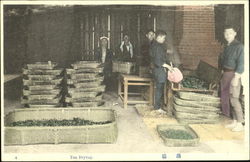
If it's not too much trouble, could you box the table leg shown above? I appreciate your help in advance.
[118,77,121,96]
[124,79,128,109]
[149,81,153,106]
[164,82,167,105]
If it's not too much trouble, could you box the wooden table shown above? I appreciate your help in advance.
[118,74,154,109]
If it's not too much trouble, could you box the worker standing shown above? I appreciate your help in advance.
[150,30,172,114]
[219,25,244,132]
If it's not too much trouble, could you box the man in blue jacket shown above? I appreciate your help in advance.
[219,25,244,132]
[150,30,172,114]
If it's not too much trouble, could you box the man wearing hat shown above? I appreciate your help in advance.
[94,36,114,91]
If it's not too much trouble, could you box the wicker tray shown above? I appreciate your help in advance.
[174,103,220,114]
[73,81,102,88]
[25,75,58,81]
[68,86,105,93]
[173,109,219,120]
[65,95,103,103]
[66,67,103,74]
[23,78,63,86]
[175,117,220,124]
[69,73,100,80]
[23,89,61,96]
[27,62,57,70]
[21,97,61,104]
[25,94,58,100]
[71,101,105,107]
[178,91,220,102]
[28,104,60,108]
[4,108,118,145]
[24,84,58,91]
[68,91,99,98]
[71,62,100,69]
[23,68,63,75]
[157,124,200,147]
[174,96,220,108]
[67,76,104,84]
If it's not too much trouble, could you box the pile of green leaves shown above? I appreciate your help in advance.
[9,118,112,127]
[161,129,194,140]
[181,76,209,90]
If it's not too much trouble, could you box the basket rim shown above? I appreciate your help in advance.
[157,124,200,141]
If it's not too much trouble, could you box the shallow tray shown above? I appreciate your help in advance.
[173,108,219,119]
[25,94,58,100]
[175,117,220,124]
[66,67,103,74]
[174,96,220,108]
[21,97,61,104]
[65,95,103,103]
[28,104,60,108]
[67,86,105,93]
[24,84,58,91]
[71,101,105,107]
[27,62,57,70]
[178,91,220,102]
[4,107,118,145]
[23,78,63,86]
[23,89,61,96]
[173,102,220,113]
[73,81,102,88]
[157,124,200,147]
[68,91,99,98]
[71,62,100,69]
[26,75,57,81]
[23,68,63,75]
[69,73,100,80]
[67,76,104,84]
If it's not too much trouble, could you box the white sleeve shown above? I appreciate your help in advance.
[129,43,133,58]
[120,41,124,52]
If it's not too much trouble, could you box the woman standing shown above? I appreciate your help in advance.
[94,36,113,91]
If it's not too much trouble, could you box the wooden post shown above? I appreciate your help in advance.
[149,80,154,106]
[164,82,167,106]
[166,82,174,117]
[118,75,121,96]
[124,79,128,109]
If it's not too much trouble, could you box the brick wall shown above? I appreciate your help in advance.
[174,6,223,70]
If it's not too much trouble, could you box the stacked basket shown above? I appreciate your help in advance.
[173,91,221,124]
[65,61,105,107]
[21,62,64,108]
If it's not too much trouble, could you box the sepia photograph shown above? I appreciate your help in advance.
[1,0,249,161]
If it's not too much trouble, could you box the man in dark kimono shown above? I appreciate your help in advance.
[150,30,172,114]
[94,36,113,91]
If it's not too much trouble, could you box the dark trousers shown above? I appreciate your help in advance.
[154,82,165,109]
[220,71,234,117]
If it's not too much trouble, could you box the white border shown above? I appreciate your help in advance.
[1,0,249,161]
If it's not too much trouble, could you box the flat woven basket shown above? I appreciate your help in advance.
[157,124,200,147]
